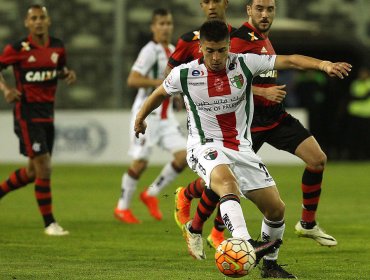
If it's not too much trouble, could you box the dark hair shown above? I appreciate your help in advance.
[246,0,253,5]
[199,20,230,43]
[151,8,171,23]
[25,4,48,17]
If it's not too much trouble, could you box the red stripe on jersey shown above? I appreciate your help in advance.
[19,119,34,157]
[31,118,53,123]
[207,71,231,97]
[161,97,170,119]
[216,112,240,151]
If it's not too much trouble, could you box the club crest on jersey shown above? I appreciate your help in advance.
[204,148,218,160]
[248,32,259,41]
[230,74,244,89]
[50,52,59,64]
[214,78,224,92]
[192,31,200,41]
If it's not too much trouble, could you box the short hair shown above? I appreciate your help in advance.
[151,8,171,23]
[199,20,230,43]
[246,0,253,5]
[25,4,48,16]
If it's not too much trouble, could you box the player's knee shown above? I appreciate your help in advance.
[308,152,327,170]
[265,200,285,221]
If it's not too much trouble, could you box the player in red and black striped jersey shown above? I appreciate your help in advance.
[0,5,76,236]
[166,0,235,73]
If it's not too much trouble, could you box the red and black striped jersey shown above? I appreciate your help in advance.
[0,35,66,123]
[231,22,287,132]
[168,24,236,69]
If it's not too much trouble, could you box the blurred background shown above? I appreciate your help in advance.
[0,0,369,162]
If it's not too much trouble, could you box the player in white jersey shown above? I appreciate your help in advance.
[114,9,187,224]
[134,20,351,271]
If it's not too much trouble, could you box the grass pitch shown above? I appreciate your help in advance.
[0,162,370,279]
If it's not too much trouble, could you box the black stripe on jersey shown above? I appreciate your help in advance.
[19,66,60,85]
[253,76,276,85]
[231,24,255,42]
[178,30,200,42]
[48,37,64,48]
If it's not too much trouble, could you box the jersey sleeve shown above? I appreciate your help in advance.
[242,53,276,76]
[167,37,195,69]
[162,66,183,96]
[0,44,19,71]
[131,44,157,76]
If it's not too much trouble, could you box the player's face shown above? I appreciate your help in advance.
[200,0,228,21]
[24,7,50,36]
[151,14,174,44]
[247,0,275,33]
[200,39,230,72]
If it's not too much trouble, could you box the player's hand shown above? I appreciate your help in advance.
[4,88,21,103]
[258,85,287,103]
[63,69,77,85]
[134,117,147,138]
[321,61,352,79]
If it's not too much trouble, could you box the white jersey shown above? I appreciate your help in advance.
[131,41,175,119]
[163,52,276,151]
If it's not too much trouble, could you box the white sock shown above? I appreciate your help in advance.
[219,195,251,240]
[261,217,285,260]
[147,163,180,196]
[117,173,138,210]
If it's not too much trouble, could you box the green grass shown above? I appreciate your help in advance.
[1,162,370,279]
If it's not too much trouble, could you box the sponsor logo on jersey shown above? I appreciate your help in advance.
[192,70,204,76]
[189,82,205,86]
[50,52,59,64]
[27,55,36,63]
[259,70,277,78]
[230,74,244,89]
[25,70,58,82]
[204,148,218,160]
[261,46,268,53]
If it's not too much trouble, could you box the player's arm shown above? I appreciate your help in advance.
[134,85,169,137]
[274,55,352,79]
[0,72,21,103]
[127,70,162,89]
[252,85,287,103]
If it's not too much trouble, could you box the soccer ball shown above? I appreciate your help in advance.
[215,238,256,278]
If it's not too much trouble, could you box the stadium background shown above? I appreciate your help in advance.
[0,0,369,163]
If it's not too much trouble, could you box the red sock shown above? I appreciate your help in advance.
[35,178,55,227]
[191,188,219,233]
[184,178,204,200]
[301,168,323,223]
[0,168,33,198]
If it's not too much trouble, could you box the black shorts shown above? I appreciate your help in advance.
[252,114,311,155]
[14,120,54,158]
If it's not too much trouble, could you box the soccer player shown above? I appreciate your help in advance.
[0,5,76,235]
[134,20,351,275]
[113,9,188,224]
[167,0,238,249]
[176,0,340,257]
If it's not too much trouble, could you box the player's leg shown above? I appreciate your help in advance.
[0,120,36,198]
[141,149,187,220]
[115,159,147,224]
[246,186,295,278]
[174,177,205,228]
[142,121,187,220]
[294,136,337,246]
[266,115,336,246]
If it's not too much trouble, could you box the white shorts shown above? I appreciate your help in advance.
[187,144,275,194]
[129,114,186,160]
